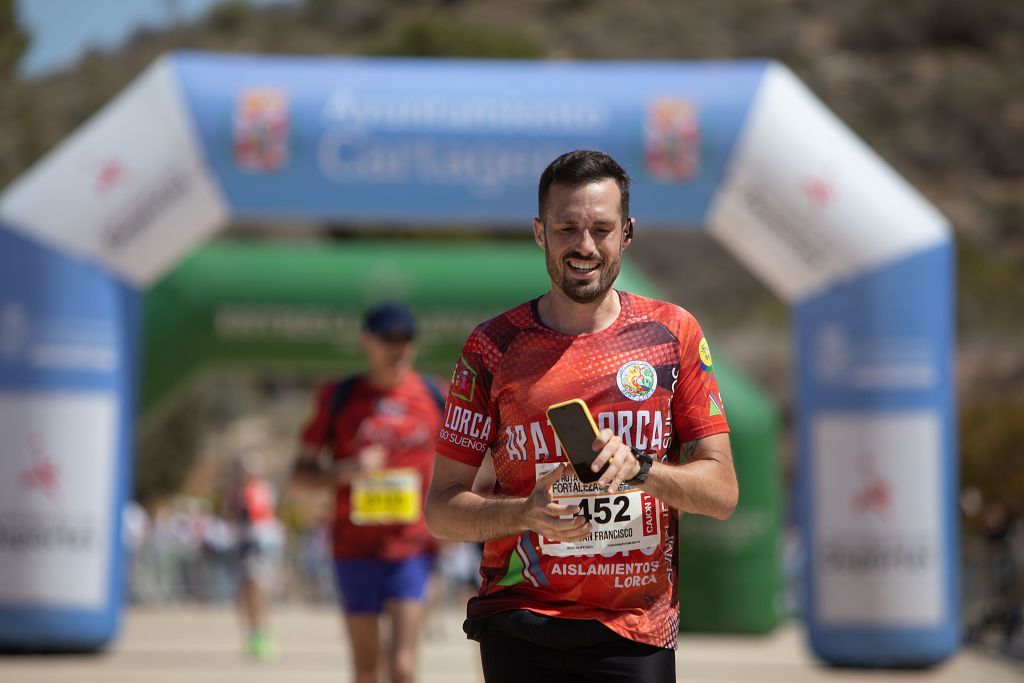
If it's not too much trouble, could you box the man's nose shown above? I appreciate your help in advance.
[574,229,598,254]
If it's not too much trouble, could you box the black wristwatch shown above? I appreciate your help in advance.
[626,449,655,486]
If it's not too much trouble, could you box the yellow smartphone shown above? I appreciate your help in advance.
[546,398,607,484]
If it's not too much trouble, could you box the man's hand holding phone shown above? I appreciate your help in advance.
[521,464,591,542]
[547,398,642,492]
[590,429,642,492]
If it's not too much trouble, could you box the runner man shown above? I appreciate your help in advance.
[425,150,738,682]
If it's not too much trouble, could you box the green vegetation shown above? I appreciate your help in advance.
[958,237,1024,338]
[0,0,27,82]
[367,14,543,57]
[135,386,213,504]
[961,395,1024,506]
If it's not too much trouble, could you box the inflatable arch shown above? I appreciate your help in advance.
[0,53,957,664]
[138,241,681,416]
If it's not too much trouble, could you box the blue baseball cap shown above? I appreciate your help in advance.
[363,301,417,339]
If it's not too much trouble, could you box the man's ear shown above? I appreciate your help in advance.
[623,218,635,248]
[532,218,546,249]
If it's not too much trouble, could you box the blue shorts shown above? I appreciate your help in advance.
[333,554,434,614]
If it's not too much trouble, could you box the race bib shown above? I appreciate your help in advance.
[350,468,422,526]
[535,463,662,557]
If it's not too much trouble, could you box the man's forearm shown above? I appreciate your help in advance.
[290,459,335,489]
[642,459,738,520]
[292,455,373,489]
[425,485,528,542]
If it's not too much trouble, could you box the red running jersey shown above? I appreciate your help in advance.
[243,479,275,526]
[300,372,444,561]
[436,292,729,649]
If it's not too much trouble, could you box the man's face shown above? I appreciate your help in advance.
[533,179,632,304]
[361,331,416,378]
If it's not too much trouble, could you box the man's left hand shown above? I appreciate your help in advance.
[590,429,641,492]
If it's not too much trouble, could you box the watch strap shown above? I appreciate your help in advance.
[626,449,654,486]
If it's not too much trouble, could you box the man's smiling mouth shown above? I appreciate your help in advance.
[567,259,600,273]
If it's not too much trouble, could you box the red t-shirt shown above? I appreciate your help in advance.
[300,372,444,561]
[243,479,275,526]
[436,291,729,649]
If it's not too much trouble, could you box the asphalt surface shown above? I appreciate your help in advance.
[1,605,1022,682]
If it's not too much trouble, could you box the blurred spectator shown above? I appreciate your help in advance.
[122,499,151,604]
[224,449,284,660]
[428,541,483,639]
[965,495,1023,653]
[294,514,336,604]
[200,510,237,603]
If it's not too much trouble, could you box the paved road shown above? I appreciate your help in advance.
[1,605,1022,682]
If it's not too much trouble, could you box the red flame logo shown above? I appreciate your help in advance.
[18,433,60,502]
[851,453,890,520]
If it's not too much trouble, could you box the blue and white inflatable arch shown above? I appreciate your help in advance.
[0,53,957,664]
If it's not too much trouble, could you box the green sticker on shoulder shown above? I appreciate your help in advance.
[450,354,477,402]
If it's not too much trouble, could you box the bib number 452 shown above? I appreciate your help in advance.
[577,495,631,524]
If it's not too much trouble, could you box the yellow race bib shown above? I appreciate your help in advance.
[350,468,422,526]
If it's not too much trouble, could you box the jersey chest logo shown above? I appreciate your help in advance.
[616,360,657,401]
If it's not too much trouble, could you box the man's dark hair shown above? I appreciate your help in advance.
[537,150,631,224]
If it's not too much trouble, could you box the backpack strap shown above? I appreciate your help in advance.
[323,373,445,454]
[323,375,360,454]
[418,373,447,413]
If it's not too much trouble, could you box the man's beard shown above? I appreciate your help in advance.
[544,246,621,304]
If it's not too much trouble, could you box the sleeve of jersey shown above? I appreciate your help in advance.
[298,382,335,450]
[672,315,730,444]
[435,331,498,468]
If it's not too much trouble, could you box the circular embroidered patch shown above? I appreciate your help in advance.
[616,360,657,401]
[698,337,713,372]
